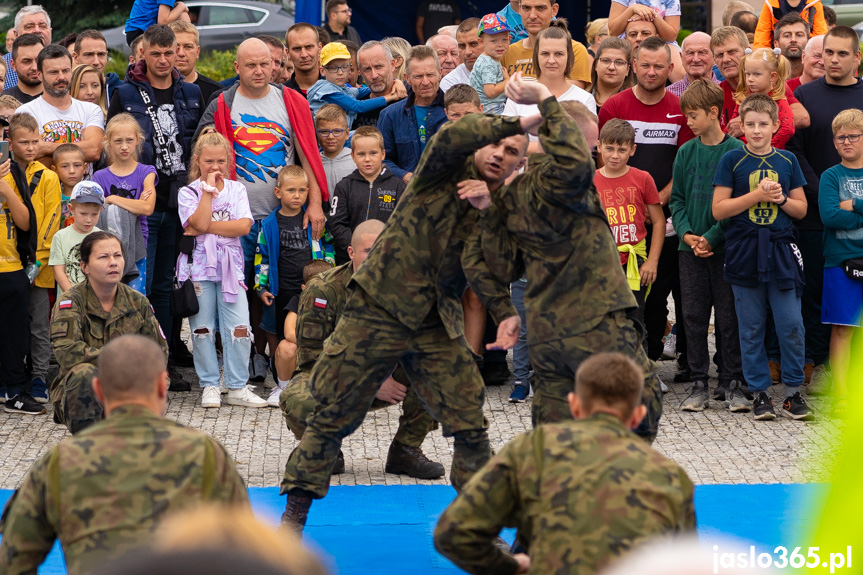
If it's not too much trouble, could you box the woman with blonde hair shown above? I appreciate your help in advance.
[71,64,107,116]
[382,36,411,81]
[585,17,609,65]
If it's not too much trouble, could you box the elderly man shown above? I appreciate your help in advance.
[195,38,327,376]
[0,335,249,575]
[427,33,460,78]
[285,22,322,95]
[668,32,719,97]
[441,17,481,92]
[4,5,51,90]
[355,40,406,128]
[378,45,448,184]
[774,13,810,79]
[502,0,590,87]
[787,34,824,93]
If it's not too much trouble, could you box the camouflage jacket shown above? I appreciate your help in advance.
[0,405,249,575]
[49,280,168,401]
[479,97,637,344]
[295,261,353,372]
[350,112,521,339]
[434,413,696,575]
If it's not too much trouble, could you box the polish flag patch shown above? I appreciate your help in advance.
[58,300,72,310]
[314,298,328,309]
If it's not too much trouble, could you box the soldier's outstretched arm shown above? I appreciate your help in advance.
[50,298,102,370]
[412,113,524,188]
[462,222,519,325]
[433,444,523,575]
[0,453,57,573]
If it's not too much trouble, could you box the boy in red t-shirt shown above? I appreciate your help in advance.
[594,118,665,324]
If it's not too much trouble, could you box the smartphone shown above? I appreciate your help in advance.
[0,141,8,163]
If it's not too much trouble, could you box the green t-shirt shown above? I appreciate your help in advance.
[49,225,100,295]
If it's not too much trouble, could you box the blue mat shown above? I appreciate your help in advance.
[0,483,827,574]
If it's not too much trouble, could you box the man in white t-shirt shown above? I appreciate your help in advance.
[18,44,104,169]
[441,18,481,92]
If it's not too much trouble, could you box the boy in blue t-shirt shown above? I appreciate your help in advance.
[713,93,812,422]
[125,0,189,45]
[818,108,863,412]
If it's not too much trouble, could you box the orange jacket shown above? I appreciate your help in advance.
[753,0,828,49]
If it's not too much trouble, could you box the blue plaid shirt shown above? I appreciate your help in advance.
[4,53,18,89]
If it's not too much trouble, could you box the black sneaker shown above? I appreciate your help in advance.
[713,381,729,401]
[4,393,46,415]
[781,391,815,421]
[169,345,195,368]
[753,391,776,421]
[168,367,191,392]
[673,368,692,383]
[481,361,511,386]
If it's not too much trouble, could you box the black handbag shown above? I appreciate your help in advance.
[171,244,199,318]
[842,258,863,282]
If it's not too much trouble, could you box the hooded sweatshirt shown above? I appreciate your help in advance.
[321,147,355,201]
[329,167,406,263]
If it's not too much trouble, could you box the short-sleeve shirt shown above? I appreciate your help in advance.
[177,179,253,283]
[502,39,591,86]
[230,86,295,220]
[18,97,105,144]
[92,164,157,241]
[126,0,176,33]
[276,211,311,296]
[503,84,597,142]
[48,226,100,296]
[598,87,694,192]
[417,0,461,41]
[713,146,806,231]
[496,4,527,43]
[284,294,300,315]
[611,0,682,19]
[595,166,661,264]
[470,54,507,114]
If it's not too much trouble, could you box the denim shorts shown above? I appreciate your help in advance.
[822,265,863,327]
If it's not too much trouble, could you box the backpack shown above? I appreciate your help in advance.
[9,160,42,267]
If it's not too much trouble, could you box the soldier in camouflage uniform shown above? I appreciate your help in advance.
[434,352,696,575]
[461,75,662,442]
[0,335,249,575]
[49,231,169,434]
[281,220,443,478]
[281,106,535,530]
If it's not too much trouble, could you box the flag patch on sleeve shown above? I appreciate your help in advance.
[58,300,72,310]
[314,298,327,309]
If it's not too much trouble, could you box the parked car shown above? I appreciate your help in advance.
[102,0,295,54]
[822,0,863,27]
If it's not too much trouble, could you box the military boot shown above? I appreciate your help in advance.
[280,494,313,534]
[332,450,345,475]
[385,440,445,479]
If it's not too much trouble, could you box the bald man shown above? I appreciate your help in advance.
[281,219,443,479]
[0,335,249,575]
[194,38,329,373]
[668,31,720,97]
[427,33,460,77]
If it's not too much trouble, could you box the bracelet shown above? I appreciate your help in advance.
[777,195,788,207]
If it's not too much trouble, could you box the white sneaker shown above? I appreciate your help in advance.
[227,385,268,408]
[662,332,677,360]
[201,386,221,408]
[267,385,284,408]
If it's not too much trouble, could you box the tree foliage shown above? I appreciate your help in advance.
[1,0,134,39]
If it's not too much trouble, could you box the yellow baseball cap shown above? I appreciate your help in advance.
[320,42,351,66]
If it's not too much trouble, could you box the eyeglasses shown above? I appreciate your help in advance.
[834,134,863,144]
[317,128,346,137]
[598,57,627,68]
[334,8,352,14]
[324,64,351,73]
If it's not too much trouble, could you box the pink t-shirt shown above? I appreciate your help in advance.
[177,178,253,286]
[594,166,661,264]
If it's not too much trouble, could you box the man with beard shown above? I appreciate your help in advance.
[1,33,44,104]
[18,44,104,169]
[787,34,824,93]
[354,41,406,129]
[441,18,482,92]
[774,14,810,79]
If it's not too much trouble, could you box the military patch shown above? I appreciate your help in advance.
[301,320,325,341]
[314,298,327,309]
[51,320,69,338]
[58,300,72,310]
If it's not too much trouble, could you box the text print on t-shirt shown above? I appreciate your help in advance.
[628,120,681,146]
[602,185,640,243]
[748,168,779,226]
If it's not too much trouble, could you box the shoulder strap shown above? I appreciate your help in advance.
[29,169,43,195]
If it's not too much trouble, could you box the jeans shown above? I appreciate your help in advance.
[732,282,805,392]
[0,270,30,396]
[146,211,180,344]
[797,229,830,365]
[189,281,251,389]
[28,285,51,382]
[510,278,529,382]
[644,234,687,363]
[678,252,742,384]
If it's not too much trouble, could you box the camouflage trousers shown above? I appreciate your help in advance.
[281,288,491,499]
[529,310,663,444]
[51,363,103,434]
[279,364,439,447]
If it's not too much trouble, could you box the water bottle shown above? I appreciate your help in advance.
[25,261,41,284]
